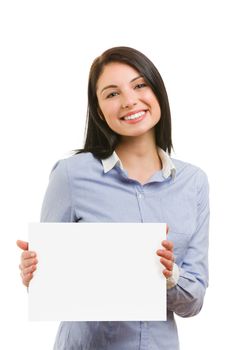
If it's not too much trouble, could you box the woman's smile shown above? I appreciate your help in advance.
[120,110,147,123]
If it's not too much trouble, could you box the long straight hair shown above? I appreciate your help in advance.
[77,46,173,159]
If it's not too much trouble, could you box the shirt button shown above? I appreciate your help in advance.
[137,193,142,199]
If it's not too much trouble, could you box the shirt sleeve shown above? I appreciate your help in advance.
[40,159,76,223]
[167,169,210,317]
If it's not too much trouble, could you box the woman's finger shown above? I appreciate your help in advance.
[16,240,28,251]
[20,264,37,276]
[157,249,174,261]
[161,240,174,251]
[160,257,173,271]
[163,269,173,278]
[21,257,38,268]
[21,251,36,260]
[21,272,33,287]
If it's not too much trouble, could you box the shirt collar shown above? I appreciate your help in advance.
[102,147,176,179]
[102,151,124,173]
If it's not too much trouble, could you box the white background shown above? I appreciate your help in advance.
[0,0,232,349]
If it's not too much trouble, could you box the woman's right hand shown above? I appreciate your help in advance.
[16,240,38,287]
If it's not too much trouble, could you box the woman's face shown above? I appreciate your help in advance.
[96,62,161,138]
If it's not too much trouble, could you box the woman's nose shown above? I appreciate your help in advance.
[121,91,137,109]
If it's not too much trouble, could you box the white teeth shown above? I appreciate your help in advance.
[123,111,145,121]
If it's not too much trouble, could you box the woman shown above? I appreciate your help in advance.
[17,46,209,350]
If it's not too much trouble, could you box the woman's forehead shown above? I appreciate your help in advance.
[96,62,141,90]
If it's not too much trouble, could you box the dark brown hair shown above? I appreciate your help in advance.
[77,46,173,158]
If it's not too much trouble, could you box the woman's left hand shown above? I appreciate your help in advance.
[156,239,174,279]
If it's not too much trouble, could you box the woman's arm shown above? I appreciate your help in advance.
[17,158,74,287]
[166,170,209,317]
[40,159,75,222]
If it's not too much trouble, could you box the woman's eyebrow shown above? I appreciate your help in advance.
[100,75,143,94]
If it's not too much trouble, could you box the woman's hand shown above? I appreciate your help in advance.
[156,225,174,278]
[157,240,174,278]
[16,240,38,287]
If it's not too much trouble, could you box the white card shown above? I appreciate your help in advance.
[28,223,166,321]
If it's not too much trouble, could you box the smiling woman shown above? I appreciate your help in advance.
[17,46,209,350]
[82,46,172,159]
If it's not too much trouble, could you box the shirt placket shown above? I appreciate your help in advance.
[135,185,145,222]
[135,186,150,349]
[139,321,149,350]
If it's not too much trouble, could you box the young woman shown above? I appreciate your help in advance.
[17,46,209,350]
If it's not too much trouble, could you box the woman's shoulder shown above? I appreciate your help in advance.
[171,157,209,186]
[50,152,101,176]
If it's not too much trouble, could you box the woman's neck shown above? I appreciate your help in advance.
[115,133,162,184]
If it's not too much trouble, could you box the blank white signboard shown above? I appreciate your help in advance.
[28,223,166,321]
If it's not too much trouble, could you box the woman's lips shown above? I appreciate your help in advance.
[121,110,147,124]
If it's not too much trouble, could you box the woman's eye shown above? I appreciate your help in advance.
[135,83,147,89]
[106,92,119,99]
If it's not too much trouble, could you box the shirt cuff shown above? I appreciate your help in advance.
[167,263,180,289]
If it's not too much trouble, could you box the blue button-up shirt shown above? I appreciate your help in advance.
[41,148,209,350]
